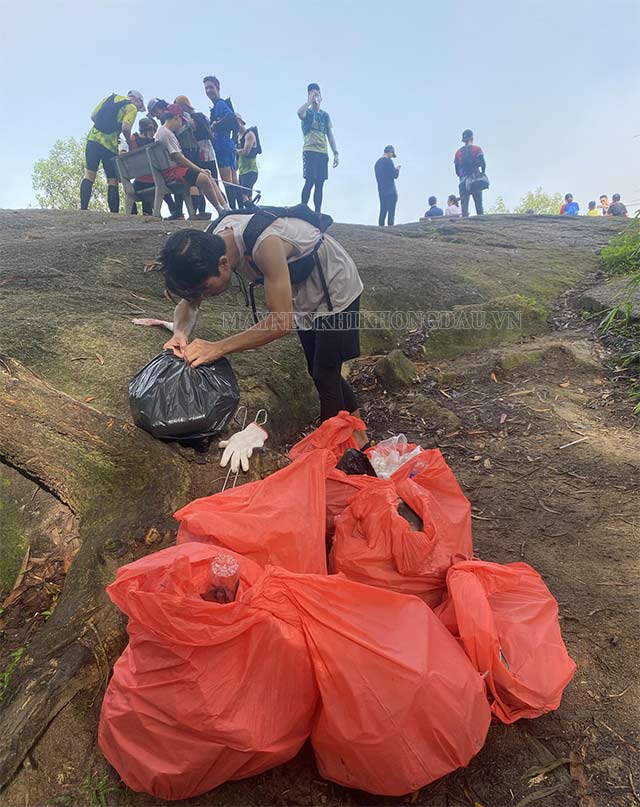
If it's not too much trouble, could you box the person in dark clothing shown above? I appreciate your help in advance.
[607,193,628,217]
[374,145,400,226]
[423,196,444,218]
[454,129,487,217]
[129,117,157,216]
[175,95,216,220]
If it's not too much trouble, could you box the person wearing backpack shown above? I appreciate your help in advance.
[454,129,487,217]
[157,206,366,434]
[297,83,339,213]
[236,115,260,208]
[80,90,145,213]
[203,76,241,210]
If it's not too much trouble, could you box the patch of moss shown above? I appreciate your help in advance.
[0,495,28,596]
[500,349,545,370]
[423,295,548,360]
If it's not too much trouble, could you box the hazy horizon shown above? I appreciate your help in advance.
[1,0,638,223]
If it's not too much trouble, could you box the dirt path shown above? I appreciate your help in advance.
[3,293,639,806]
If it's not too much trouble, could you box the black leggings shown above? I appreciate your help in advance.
[301,178,325,213]
[378,192,397,226]
[297,330,359,422]
[239,171,258,203]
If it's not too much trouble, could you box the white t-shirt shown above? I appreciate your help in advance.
[155,125,182,165]
[212,214,363,318]
[445,204,461,217]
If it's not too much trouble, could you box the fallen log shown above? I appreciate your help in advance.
[0,356,191,790]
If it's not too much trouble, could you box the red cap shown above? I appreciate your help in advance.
[166,103,185,119]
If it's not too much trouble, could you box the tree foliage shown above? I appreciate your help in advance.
[489,196,510,214]
[489,188,564,215]
[513,187,563,215]
[32,135,111,212]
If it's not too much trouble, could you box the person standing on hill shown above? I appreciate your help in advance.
[236,115,260,207]
[374,146,400,226]
[80,90,145,212]
[203,76,240,210]
[297,83,339,213]
[561,194,579,216]
[607,194,628,216]
[454,129,487,217]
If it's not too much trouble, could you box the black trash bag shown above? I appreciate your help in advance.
[129,351,239,441]
[336,448,377,477]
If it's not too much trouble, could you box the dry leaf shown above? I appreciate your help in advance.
[559,381,570,388]
[144,527,162,545]
[84,395,97,403]
[483,458,492,469]
[500,413,508,424]
[472,455,482,462]
[490,372,498,383]
[95,353,105,366]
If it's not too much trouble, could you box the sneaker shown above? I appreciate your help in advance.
[189,212,212,221]
[165,212,185,221]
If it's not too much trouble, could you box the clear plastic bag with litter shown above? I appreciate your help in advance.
[368,434,423,479]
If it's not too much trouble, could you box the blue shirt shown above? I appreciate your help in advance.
[209,98,235,148]
[425,206,444,217]
[563,201,580,216]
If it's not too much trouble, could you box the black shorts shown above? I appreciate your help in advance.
[200,160,219,180]
[303,150,329,182]
[85,139,118,179]
[239,171,258,193]
[296,295,361,369]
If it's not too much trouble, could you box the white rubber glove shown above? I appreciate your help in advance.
[219,422,268,473]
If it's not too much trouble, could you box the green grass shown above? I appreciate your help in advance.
[0,647,25,701]
[598,225,640,415]
[600,221,640,276]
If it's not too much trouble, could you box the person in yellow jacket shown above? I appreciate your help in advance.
[587,201,600,216]
[80,90,145,212]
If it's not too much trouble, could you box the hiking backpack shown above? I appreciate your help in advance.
[92,94,131,135]
[242,126,262,159]
[207,205,333,323]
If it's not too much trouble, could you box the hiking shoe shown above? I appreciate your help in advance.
[189,212,212,221]
[165,212,185,221]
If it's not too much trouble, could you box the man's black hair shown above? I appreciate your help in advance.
[307,82,320,93]
[428,196,437,206]
[565,193,573,201]
[160,229,226,299]
[588,200,596,207]
[612,193,621,202]
[203,75,220,86]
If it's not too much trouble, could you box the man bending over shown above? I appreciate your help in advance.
[157,209,366,436]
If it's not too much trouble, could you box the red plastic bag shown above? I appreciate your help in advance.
[289,410,365,462]
[175,449,332,574]
[330,450,473,607]
[99,544,319,801]
[325,466,377,535]
[251,568,491,796]
[436,560,576,723]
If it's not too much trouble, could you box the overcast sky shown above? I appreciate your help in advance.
[1,0,638,222]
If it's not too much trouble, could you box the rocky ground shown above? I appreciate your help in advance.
[0,210,637,806]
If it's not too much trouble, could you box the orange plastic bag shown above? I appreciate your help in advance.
[99,544,319,801]
[330,450,473,607]
[250,568,491,796]
[325,467,378,534]
[436,560,576,723]
[175,449,332,574]
[288,410,365,462]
